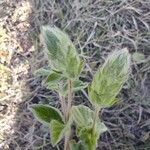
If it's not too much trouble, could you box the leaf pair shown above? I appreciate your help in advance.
[35,67,88,95]
[30,104,71,146]
[30,105,107,150]
[71,105,107,150]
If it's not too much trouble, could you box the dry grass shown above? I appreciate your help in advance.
[0,0,150,149]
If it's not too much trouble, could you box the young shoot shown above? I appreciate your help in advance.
[30,26,131,150]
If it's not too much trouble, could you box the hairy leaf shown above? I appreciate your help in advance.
[50,116,72,146]
[89,48,131,107]
[62,80,88,95]
[77,60,85,75]
[132,52,145,63]
[34,68,52,77]
[46,72,63,83]
[72,105,107,150]
[77,127,98,150]
[70,140,85,150]
[42,26,83,78]
[72,80,88,91]
[30,104,63,124]
[44,71,67,91]
[50,120,65,146]
[77,121,107,150]
[71,105,94,127]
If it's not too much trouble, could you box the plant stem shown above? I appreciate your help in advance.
[92,106,100,133]
[64,131,70,150]
[59,93,67,121]
[67,79,73,120]
[64,79,73,150]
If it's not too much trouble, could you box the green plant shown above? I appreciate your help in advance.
[30,26,131,150]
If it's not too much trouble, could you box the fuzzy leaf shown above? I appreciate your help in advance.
[97,121,108,134]
[71,105,94,127]
[77,60,85,75]
[77,127,98,150]
[72,105,107,150]
[132,52,145,63]
[70,140,85,150]
[30,104,63,124]
[50,116,73,146]
[34,68,52,77]
[62,80,88,95]
[42,27,61,60]
[77,122,107,150]
[50,120,65,146]
[89,48,131,107]
[72,80,88,91]
[42,26,82,78]
[44,72,67,91]
[46,72,64,83]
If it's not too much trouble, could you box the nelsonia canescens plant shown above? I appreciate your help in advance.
[30,26,131,150]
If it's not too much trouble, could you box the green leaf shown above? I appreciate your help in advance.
[30,104,64,124]
[132,52,145,63]
[50,120,65,146]
[62,80,88,95]
[77,127,97,150]
[71,105,94,127]
[45,83,59,91]
[66,48,78,78]
[50,116,73,146]
[42,27,62,60]
[77,60,85,75]
[97,121,108,135]
[46,72,64,83]
[77,122,107,150]
[44,72,67,91]
[72,80,88,91]
[70,140,85,150]
[42,26,82,79]
[34,68,52,77]
[89,48,131,107]
[72,105,107,150]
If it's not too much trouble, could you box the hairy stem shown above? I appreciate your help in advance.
[64,131,70,150]
[59,93,67,121]
[67,79,73,120]
[92,107,100,133]
[64,79,73,150]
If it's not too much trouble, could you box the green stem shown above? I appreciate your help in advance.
[64,131,71,150]
[64,79,73,150]
[92,106,100,133]
[67,79,73,120]
[59,93,67,121]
